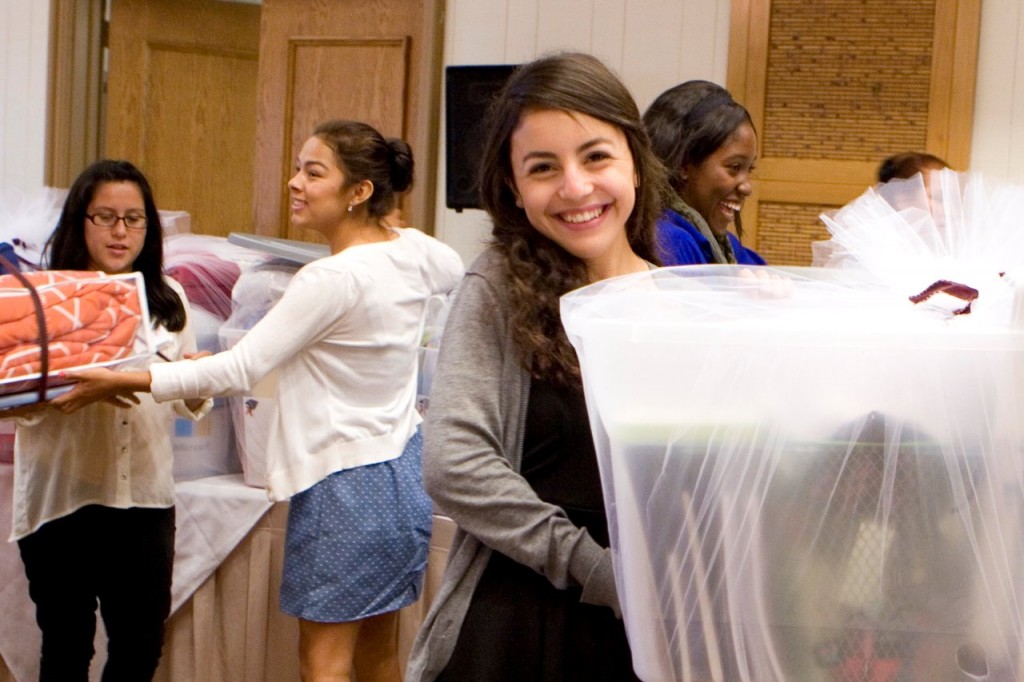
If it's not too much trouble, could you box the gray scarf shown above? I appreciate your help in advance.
[669,195,736,264]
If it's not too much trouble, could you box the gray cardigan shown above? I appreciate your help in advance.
[406,248,619,681]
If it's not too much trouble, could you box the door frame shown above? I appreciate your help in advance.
[46,0,106,189]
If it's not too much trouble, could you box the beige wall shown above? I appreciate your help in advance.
[4,0,1021,262]
[0,0,51,193]
[970,0,1024,180]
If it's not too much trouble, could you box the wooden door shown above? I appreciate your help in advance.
[727,0,981,265]
[252,0,445,242]
[105,0,260,237]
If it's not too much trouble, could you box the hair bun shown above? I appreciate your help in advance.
[386,138,414,194]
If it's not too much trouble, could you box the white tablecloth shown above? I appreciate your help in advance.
[0,467,272,682]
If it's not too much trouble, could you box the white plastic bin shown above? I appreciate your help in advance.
[217,260,299,489]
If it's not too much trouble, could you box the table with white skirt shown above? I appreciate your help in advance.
[0,466,453,682]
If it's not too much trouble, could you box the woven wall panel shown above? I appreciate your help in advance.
[763,0,936,161]
[756,201,836,266]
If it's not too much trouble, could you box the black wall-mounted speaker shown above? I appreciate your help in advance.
[445,65,518,212]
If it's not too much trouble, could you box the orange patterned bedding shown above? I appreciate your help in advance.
[0,271,144,382]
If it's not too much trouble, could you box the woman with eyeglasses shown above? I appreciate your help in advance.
[7,159,210,681]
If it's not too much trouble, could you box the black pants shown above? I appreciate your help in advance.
[438,550,639,682]
[18,505,176,682]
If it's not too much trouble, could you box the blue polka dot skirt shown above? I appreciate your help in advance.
[280,428,431,622]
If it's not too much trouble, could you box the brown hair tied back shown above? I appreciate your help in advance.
[313,120,415,219]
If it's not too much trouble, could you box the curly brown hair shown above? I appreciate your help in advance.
[477,52,667,386]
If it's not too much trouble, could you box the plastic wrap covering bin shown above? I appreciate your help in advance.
[219,259,300,488]
[0,270,155,409]
[171,306,238,482]
[416,293,452,415]
[562,265,1024,682]
[165,233,265,482]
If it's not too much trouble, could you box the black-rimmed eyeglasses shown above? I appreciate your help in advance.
[86,212,148,230]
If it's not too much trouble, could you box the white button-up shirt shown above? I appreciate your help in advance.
[10,278,210,541]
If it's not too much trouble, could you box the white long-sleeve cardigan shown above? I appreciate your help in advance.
[150,227,464,501]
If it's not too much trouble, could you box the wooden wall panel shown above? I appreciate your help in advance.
[253,0,444,240]
[762,0,935,161]
[142,44,258,237]
[729,0,981,266]
[756,200,833,266]
[46,0,105,189]
[281,38,409,241]
[105,0,260,236]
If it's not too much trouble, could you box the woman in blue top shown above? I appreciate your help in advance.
[643,80,766,266]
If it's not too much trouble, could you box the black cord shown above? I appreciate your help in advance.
[0,254,49,403]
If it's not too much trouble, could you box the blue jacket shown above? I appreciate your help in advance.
[655,209,766,266]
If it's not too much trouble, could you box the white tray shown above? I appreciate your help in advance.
[227,233,329,265]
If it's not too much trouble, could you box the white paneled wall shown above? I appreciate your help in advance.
[0,0,51,193]
[3,0,1023,260]
[434,0,732,264]
[970,0,1024,182]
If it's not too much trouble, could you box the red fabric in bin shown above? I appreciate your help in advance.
[167,255,240,320]
[0,271,142,381]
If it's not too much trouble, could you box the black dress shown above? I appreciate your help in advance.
[437,378,639,681]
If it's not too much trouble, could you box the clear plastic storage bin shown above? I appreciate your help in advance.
[562,265,1024,682]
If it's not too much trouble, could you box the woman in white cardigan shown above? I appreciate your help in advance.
[55,120,465,682]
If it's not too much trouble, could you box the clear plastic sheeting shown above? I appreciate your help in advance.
[562,264,1024,682]
[164,234,270,483]
[819,170,1024,325]
[219,259,302,488]
[165,233,269,321]
[0,186,67,268]
[416,293,453,415]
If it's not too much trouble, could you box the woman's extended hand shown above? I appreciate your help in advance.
[49,368,152,414]
[738,267,795,299]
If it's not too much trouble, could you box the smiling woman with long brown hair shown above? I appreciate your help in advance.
[407,52,667,682]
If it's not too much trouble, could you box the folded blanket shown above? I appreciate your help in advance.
[0,271,143,381]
